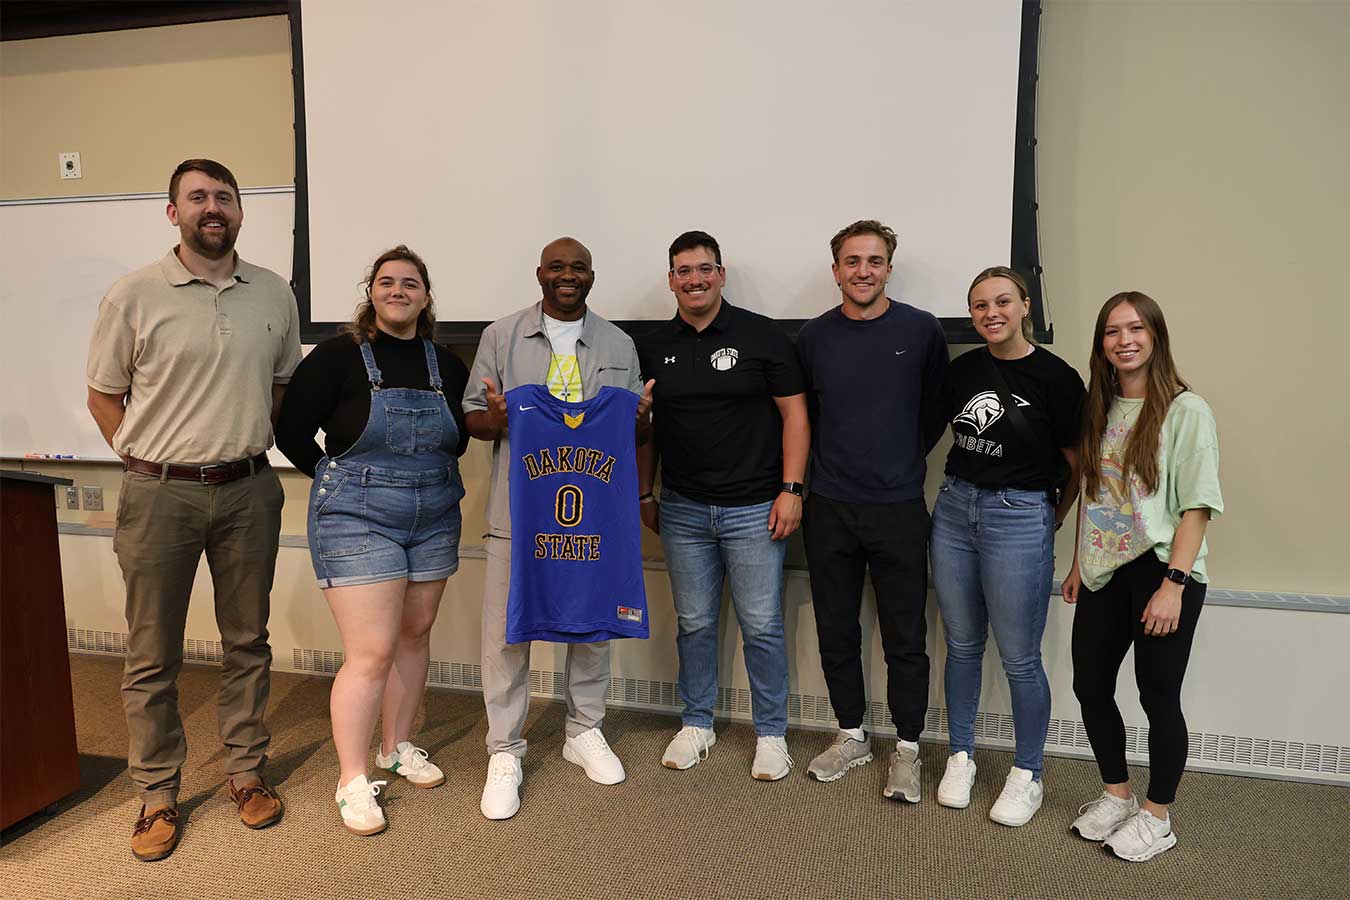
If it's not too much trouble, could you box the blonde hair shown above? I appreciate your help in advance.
[967,266,1035,344]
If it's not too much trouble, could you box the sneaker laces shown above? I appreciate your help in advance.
[343,779,386,813]
[486,754,520,786]
[675,726,713,762]
[997,776,1033,805]
[830,731,862,751]
[1078,791,1128,817]
[575,729,614,756]
[760,736,795,769]
[1115,811,1161,848]
[400,744,434,774]
[942,755,975,783]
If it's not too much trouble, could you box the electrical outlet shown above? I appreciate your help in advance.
[81,485,104,511]
[65,486,80,509]
[59,152,83,179]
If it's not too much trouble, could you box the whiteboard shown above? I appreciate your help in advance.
[0,190,296,463]
[302,0,1022,324]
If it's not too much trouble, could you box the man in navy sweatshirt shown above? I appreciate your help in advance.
[795,220,948,801]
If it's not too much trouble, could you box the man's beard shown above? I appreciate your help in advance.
[183,218,238,260]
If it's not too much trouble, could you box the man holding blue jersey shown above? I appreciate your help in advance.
[464,236,651,819]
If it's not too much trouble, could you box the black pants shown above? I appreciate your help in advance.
[1071,551,1206,804]
[802,493,931,741]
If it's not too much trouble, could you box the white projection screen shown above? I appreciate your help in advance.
[300,0,1027,329]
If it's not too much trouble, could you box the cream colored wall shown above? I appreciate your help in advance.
[1,16,293,199]
[10,1,1349,778]
[1035,0,1350,595]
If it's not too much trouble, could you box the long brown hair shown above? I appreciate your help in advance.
[967,266,1035,344]
[1080,292,1189,498]
[344,245,437,343]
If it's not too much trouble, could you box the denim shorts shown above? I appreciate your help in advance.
[307,459,464,588]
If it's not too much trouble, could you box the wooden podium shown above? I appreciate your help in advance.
[1,470,80,829]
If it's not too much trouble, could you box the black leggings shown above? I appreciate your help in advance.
[1071,551,1206,805]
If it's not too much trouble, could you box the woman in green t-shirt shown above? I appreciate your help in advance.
[1062,291,1223,863]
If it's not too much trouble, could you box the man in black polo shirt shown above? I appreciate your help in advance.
[796,219,948,802]
[637,230,809,781]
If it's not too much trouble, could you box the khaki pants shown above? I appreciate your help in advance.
[114,467,284,805]
[481,535,610,757]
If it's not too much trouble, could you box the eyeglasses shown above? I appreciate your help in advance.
[670,263,721,281]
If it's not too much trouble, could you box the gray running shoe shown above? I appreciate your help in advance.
[883,745,922,803]
[807,731,874,782]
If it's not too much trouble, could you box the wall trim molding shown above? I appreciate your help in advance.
[66,630,1349,786]
[0,185,294,208]
[55,524,1350,614]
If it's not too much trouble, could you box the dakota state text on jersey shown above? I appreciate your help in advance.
[505,384,648,643]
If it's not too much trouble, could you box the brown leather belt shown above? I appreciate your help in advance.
[125,453,270,485]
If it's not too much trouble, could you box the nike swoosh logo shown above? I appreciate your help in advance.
[895,350,908,355]
[518,405,536,411]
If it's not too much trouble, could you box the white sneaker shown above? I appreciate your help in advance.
[989,766,1043,826]
[480,752,523,820]
[662,725,717,770]
[562,727,626,785]
[1105,809,1177,862]
[751,736,794,781]
[334,774,387,836]
[936,751,977,809]
[376,741,445,788]
[1071,790,1140,841]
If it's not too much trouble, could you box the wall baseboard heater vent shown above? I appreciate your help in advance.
[68,633,1348,782]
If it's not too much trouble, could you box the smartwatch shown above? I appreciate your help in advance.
[1164,568,1190,586]
[781,482,805,497]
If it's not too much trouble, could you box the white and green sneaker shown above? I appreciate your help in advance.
[376,741,445,788]
[335,775,387,836]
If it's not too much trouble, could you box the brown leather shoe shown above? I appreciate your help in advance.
[131,804,181,861]
[228,777,284,829]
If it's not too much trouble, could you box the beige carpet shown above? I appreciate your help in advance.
[1,654,1345,899]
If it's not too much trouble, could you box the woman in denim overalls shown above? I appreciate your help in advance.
[279,246,465,836]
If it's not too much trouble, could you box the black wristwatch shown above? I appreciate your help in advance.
[1164,568,1191,586]
[781,482,805,498]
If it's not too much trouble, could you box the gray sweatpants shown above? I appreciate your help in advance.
[480,535,610,756]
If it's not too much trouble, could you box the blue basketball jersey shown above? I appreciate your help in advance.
[505,383,647,643]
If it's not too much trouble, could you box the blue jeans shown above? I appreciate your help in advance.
[658,488,789,736]
[930,477,1054,777]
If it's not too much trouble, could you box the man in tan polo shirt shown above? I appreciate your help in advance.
[86,158,301,861]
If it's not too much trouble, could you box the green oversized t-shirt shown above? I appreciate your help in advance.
[1078,391,1224,591]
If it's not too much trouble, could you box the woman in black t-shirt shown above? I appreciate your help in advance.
[929,266,1085,826]
[276,245,469,836]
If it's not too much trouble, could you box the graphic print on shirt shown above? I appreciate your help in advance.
[710,347,739,371]
[545,353,583,401]
[505,384,647,643]
[951,390,1030,458]
[1081,417,1148,568]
